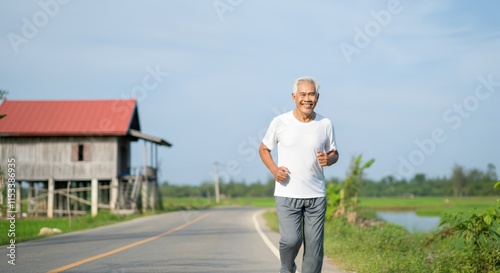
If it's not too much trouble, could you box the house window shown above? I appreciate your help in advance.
[77,144,84,161]
[71,143,90,161]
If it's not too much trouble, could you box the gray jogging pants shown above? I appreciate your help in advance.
[275,196,326,273]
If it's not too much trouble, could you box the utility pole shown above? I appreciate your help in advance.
[214,161,220,204]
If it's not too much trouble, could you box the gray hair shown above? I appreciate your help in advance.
[293,76,320,94]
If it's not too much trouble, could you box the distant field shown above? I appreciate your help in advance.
[162,196,499,215]
[162,197,276,208]
[359,196,499,216]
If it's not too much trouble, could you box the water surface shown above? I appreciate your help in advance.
[376,211,441,233]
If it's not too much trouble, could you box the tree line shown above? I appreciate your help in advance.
[360,163,498,197]
[159,163,499,198]
[160,179,275,199]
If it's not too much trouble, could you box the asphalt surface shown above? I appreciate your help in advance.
[1,207,345,273]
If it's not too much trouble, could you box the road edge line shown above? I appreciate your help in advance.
[252,210,280,259]
[252,210,302,273]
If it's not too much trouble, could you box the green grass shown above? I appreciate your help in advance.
[0,211,144,246]
[263,209,279,232]
[222,197,275,207]
[324,217,432,273]
[162,196,495,217]
[359,196,498,216]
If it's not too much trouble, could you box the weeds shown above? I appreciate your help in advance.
[427,182,500,272]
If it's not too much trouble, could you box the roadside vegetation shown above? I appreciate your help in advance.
[323,155,500,273]
[263,155,499,272]
[321,192,500,273]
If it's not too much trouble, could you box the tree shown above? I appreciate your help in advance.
[0,89,8,100]
[486,163,498,182]
[333,154,374,223]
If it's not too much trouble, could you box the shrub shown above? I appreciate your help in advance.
[428,181,500,272]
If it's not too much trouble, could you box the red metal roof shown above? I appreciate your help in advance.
[0,99,140,136]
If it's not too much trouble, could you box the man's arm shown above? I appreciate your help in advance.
[327,149,339,166]
[259,143,288,182]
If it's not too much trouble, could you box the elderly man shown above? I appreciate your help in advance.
[259,76,339,273]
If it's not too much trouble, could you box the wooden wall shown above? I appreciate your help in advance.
[0,136,129,181]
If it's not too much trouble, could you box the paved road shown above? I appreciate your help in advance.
[2,207,345,273]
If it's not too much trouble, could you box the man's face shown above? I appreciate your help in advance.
[292,81,319,116]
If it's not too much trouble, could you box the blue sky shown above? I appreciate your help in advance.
[1,0,499,185]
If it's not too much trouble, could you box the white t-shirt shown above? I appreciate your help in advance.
[262,111,337,198]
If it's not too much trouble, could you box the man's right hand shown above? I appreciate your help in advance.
[273,166,289,183]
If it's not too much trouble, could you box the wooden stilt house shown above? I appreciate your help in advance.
[0,99,171,218]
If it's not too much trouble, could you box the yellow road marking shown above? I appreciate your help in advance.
[47,212,210,273]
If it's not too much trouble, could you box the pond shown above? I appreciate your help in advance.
[376,211,442,233]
